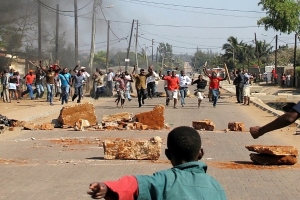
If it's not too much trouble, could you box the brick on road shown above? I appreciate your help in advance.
[0,82,300,200]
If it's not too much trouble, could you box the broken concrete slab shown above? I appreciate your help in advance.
[250,153,297,165]
[134,105,165,130]
[39,123,55,130]
[74,119,90,131]
[245,145,298,156]
[192,120,215,131]
[228,122,245,132]
[58,102,97,127]
[23,122,36,130]
[103,136,162,160]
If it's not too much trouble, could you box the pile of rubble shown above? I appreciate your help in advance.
[192,119,245,132]
[245,145,298,165]
[61,103,169,131]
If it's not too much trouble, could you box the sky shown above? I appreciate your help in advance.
[38,0,297,57]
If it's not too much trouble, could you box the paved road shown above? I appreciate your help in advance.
[0,85,300,200]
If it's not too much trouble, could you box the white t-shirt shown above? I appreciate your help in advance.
[107,72,114,81]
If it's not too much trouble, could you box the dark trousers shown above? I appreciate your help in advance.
[236,83,244,103]
[72,86,83,103]
[147,82,156,98]
[137,88,147,106]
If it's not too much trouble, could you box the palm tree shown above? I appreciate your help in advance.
[222,36,240,69]
[257,40,273,66]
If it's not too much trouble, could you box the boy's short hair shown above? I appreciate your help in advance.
[167,126,201,161]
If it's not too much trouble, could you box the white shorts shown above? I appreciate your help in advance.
[243,86,250,97]
[9,83,16,90]
[197,91,204,100]
[167,90,178,100]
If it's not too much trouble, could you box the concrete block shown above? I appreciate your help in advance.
[103,136,162,160]
[39,123,55,130]
[102,112,132,123]
[192,120,215,131]
[134,105,165,130]
[246,145,298,156]
[23,122,36,130]
[58,103,97,127]
[74,119,90,131]
[250,153,297,165]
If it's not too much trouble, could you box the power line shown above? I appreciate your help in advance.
[120,0,261,19]
[120,0,264,13]
[35,0,93,13]
[139,23,259,29]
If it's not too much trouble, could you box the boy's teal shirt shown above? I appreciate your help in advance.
[135,161,227,200]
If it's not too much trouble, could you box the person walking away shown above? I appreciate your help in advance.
[1,70,10,102]
[160,70,180,109]
[191,74,207,108]
[8,72,19,103]
[23,70,36,100]
[250,101,300,139]
[274,73,278,85]
[146,67,159,99]
[87,126,227,200]
[286,74,291,87]
[92,68,100,98]
[80,66,90,99]
[94,71,106,100]
[132,65,153,107]
[203,66,227,107]
[242,70,252,106]
[235,69,244,104]
[179,70,191,107]
[15,71,22,100]
[72,67,86,103]
[35,68,45,99]
[163,70,171,106]
[58,68,71,105]
[106,69,114,94]
[281,73,286,87]
[263,72,268,84]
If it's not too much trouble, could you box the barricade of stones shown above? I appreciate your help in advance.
[192,120,245,132]
[245,145,298,165]
[72,104,169,131]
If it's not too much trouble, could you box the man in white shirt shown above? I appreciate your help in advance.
[242,70,252,105]
[146,66,159,98]
[179,70,191,107]
[107,69,114,93]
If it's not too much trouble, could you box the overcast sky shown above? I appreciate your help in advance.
[41,0,297,56]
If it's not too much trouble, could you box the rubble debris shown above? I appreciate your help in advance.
[39,123,55,130]
[192,120,215,131]
[102,112,132,123]
[246,145,298,165]
[250,153,297,165]
[74,119,90,131]
[103,136,162,160]
[228,122,245,132]
[58,102,97,127]
[246,145,298,156]
[134,105,165,130]
[23,122,36,130]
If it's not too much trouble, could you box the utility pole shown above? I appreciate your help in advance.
[275,35,278,72]
[294,34,297,87]
[106,20,110,73]
[135,20,138,70]
[38,1,42,60]
[155,47,158,71]
[145,44,148,67]
[74,0,79,66]
[125,19,135,71]
[152,39,154,65]
[55,4,59,62]
[254,33,261,74]
[89,0,97,73]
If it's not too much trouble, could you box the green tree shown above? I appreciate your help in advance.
[258,0,300,34]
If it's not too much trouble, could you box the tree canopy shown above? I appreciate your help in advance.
[258,0,300,34]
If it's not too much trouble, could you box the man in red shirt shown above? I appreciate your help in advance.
[203,67,227,107]
[23,70,36,100]
[160,70,179,108]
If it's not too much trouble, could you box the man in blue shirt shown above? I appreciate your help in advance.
[72,66,86,103]
[58,68,71,105]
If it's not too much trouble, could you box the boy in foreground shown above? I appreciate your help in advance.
[87,126,226,200]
